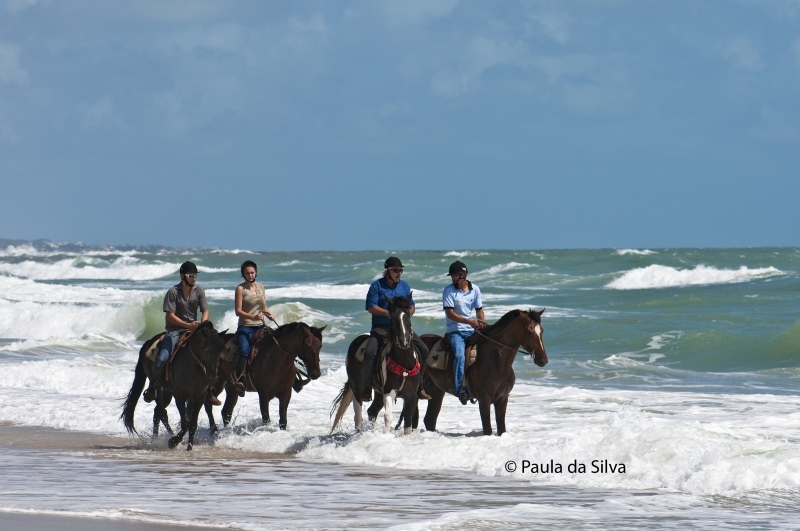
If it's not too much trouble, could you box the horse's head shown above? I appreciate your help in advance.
[518,309,548,367]
[193,321,225,384]
[386,295,413,350]
[299,323,325,380]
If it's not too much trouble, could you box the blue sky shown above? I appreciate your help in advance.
[1,0,799,250]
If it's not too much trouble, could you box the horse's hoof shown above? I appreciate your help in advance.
[186,443,193,451]
[209,425,218,436]
[279,423,287,431]
[403,427,412,435]
[168,437,179,449]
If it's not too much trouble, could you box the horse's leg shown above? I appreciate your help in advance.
[494,396,509,436]
[383,390,396,433]
[411,405,419,430]
[478,398,493,436]
[353,399,364,431]
[277,391,291,430]
[423,385,445,432]
[367,392,383,421]
[401,393,419,435]
[258,392,271,425]
[221,382,239,426]
[204,402,218,435]
[168,399,188,448]
[186,397,202,451]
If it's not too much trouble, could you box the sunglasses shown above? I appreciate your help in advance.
[388,268,404,274]
[184,273,198,279]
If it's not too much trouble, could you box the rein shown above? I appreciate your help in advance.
[472,328,531,357]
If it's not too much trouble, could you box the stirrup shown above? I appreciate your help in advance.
[418,389,432,400]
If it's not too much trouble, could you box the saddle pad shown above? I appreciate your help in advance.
[372,339,399,392]
[221,337,238,362]
[144,333,167,362]
[353,334,370,362]
[427,338,477,370]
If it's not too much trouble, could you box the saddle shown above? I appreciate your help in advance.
[221,327,268,364]
[144,330,193,364]
[426,336,477,396]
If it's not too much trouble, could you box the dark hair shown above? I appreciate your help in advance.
[180,261,198,275]
[241,260,258,278]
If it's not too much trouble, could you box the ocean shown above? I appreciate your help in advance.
[1,241,799,529]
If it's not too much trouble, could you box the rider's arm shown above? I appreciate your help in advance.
[367,306,390,317]
[166,311,196,330]
[260,284,274,321]
[198,287,210,323]
[200,310,210,323]
[445,307,483,329]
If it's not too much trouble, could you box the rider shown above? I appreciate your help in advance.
[442,260,487,404]
[232,260,274,397]
[363,256,430,401]
[144,261,210,403]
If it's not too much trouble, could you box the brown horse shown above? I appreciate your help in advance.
[205,322,324,432]
[330,295,421,435]
[421,309,548,436]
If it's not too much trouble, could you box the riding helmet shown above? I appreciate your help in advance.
[447,261,468,276]
[384,256,403,269]
[179,261,198,275]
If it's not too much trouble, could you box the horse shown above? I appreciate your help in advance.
[421,309,548,436]
[331,295,421,435]
[204,322,324,432]
[121,321,227,450]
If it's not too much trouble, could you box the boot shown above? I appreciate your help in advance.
[143,364,165,403]
[234,356,247,397]
[418,382,432,400]
[207,387,222,406]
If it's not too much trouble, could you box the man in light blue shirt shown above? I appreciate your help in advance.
[442,260,487,404]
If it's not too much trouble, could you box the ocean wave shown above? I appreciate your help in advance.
[443,251,490,257]
[0,257,177,280]
[468,262,536,281]
[606,265,785,290]
[218,302,350,343]
[615,249,658,256]
[196,266,238,273]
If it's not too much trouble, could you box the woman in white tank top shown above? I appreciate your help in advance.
[232,260,274,395]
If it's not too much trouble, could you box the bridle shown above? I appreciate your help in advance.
[472,313,542,360]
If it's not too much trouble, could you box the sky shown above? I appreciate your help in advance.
[1,0,799,251]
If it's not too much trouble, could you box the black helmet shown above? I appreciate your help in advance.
[179,261,198,275]
[447,261,468,276]
[240,260,258,278]
[384,256,403,269]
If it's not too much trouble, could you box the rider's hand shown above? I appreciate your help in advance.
[264,312,274,321]
[188,321,199,331]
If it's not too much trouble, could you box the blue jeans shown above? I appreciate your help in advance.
[235,325,264,359]
[448,330,474,394]
[156,330,182,368]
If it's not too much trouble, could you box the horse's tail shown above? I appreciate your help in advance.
[120,357,147,435]
[329,381,354,434]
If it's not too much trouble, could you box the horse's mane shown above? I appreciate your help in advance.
[197,320,216,332]
[273,321,322,340]
[483,308,540,334]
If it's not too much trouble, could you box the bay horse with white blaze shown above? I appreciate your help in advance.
[421,308,548,436]
[205,322,324,431]
[121,321,227,450]
[331,295,421,434]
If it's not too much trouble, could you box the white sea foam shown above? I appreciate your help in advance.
[443,251,490,257]
[197,266,238,273]
[218,302,350,343]
[0,257,177,280]
[206,283,441,301]
[615,249,658,256]
[2,356,799,497]
[468,262,535,281]
[606,265,784,290]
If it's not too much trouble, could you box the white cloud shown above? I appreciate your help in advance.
[431,37,530,95]
[79,97,115,130]
[528,10,572,44]
[5,0,38,13]
[721,38,765,70]
[0,43,28,85]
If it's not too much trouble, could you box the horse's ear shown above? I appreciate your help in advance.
[535,308,545,317]
[316,325,327,332]
[220,329,229,335]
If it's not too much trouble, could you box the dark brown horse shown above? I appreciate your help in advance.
[121,321,227,450]
[331,295,421,435]
[205,322,324,432]
[421,309,548,436]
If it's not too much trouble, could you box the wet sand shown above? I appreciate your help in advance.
[0,512,199,531]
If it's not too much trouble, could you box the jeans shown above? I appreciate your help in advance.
[156,330,182,368]
[364,325,429,366]
[448,330,474,394]
[236,325,264,359]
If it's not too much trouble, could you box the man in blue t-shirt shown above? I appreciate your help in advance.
[362,256,430,401]
[442,260,487,404]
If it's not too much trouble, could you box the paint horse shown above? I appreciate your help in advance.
[330,295,421,434]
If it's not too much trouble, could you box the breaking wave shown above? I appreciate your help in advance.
[0,257,178,280]
[606,265,784,290]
